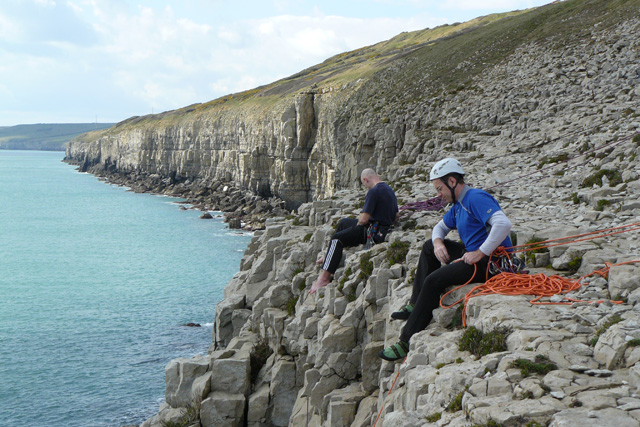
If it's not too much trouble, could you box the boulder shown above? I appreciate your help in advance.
[165,355,210,408]
[200,392,246,427]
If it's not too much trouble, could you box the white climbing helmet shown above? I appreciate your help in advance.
[429,158,465,181]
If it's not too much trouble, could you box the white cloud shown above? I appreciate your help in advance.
[34,0,56,6]
[82,7,439,115]
[0,13,23,41]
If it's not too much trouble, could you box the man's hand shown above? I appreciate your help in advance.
[357,212,371,226]
[434,239,450,264]
[462,249,485,265]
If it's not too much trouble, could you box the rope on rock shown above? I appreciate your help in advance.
[509,222,640,253]
[399,196,447,212]
[438,222,640,327]
[372,357,406,427]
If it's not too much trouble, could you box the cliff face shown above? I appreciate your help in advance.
[65,0,640,426]
[66,94,324,210]
[66,81,373,210]
[66,0,639,212]
[68,3,592,210]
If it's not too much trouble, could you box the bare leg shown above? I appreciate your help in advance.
[316,253,325,265]
[310,270,331,294]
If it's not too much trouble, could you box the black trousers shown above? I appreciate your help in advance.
[400,239,492,343]
[322,218,367,274]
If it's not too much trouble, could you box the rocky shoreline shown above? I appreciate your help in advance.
[63,158,290,230]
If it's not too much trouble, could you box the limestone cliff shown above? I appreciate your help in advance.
[68,1,640,211]
[65,0,640,426]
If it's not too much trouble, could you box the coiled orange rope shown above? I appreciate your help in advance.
[439,222,640,327]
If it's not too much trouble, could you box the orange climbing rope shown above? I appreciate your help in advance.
[438,222,640,327]
[373,223,638,425]
[372,357,406,427]
[509,222,640,254]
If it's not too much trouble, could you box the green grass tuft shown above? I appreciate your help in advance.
[358,252,374,280]
[582,169,623,188]
[595,199,611,211]
[446,390,465,412]
[386,241,410,266]
[425,412,442,422]
[511,354,557,377]
[286,296,299,317]
[459,326,511,357]
[566,256,582,273]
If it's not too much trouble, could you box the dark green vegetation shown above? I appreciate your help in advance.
[459,326,511,357]
[582,169,623,188]
[448,304,465,330]
[0,123,114,151]
[286,296,299,316]
[446,389,466,412]
[471,421,503,427]
[425,412,442,422]
[523,237,549,265]
[538,153,569,169]
[386,241,410,266]
[566,256,583,273]
[250,337,273,383]
[511,354,557,377]
[358,252,374,280]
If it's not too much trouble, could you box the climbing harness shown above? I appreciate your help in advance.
[364,222,379,249]
[365,222,392,249]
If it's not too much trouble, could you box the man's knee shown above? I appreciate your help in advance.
[422,239,435,254]
[334,218,356,236]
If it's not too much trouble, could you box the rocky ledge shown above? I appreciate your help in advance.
[139,123,640,426]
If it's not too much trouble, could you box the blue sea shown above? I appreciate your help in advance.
[0,150,251,427]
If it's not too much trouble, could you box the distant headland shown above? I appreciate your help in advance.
[0,123,114,151]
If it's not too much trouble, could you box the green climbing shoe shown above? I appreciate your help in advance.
[391,303,414,320]
[379,341,409,361]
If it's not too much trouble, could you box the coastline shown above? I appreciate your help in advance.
[63,157,290,231]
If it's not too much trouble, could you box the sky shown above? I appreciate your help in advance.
[0,0,552,126]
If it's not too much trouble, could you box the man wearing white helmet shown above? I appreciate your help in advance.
[379,158,513,361]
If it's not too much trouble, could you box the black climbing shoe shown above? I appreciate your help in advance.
[391,303,414,320]
[379,341,409,361]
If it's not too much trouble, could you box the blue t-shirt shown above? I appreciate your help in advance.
[443,188,512,251]
[362,182,398,226]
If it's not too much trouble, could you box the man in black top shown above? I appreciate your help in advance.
[310,168,398,294]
